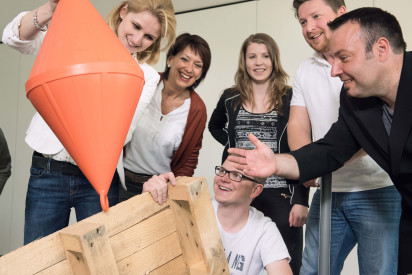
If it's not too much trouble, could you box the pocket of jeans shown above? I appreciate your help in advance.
[30,166,46,178]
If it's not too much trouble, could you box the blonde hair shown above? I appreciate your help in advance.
[233,33,290,114]
[106,0,176,65]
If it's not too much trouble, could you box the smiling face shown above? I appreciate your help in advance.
[298,0,345,54]
[245,43,273,85]
[330,22,382,98]
[213,160,262,206]
[117,6,161,54]
[166,46,204,91]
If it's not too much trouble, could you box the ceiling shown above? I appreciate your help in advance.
[172,0,253,14]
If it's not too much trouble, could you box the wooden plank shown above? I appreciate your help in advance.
[168,184,189,201]
[189,261,208,275]
[110,208,176,262]
[0,233,66,275]
[149,256,188,275]
[60,223,118,275]
[0,178,229,275]
[82,193,170,238]
[117,232,183,275]
[0,193,167,275]
[35,260,71,275]
[169,177,229,275]
[35,209,178,275]
[170,200,202,263]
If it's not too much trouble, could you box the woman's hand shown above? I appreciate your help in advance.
[303,179,319,188]
[289,204,308,227]
[143,172,176,205]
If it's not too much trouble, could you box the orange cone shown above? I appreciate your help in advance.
[25,0,145,211]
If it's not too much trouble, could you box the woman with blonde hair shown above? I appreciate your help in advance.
[208,33,308,274]
[2,0,175,244]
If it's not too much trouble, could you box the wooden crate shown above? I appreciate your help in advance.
[0,177,229,275]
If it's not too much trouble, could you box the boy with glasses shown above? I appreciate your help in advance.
[144,158,292,275]
[212,159,292,275]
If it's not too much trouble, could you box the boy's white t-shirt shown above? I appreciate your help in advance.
[213,200,290,275]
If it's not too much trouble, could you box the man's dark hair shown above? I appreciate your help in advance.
[292,0,345,18]
[328,7,406,54]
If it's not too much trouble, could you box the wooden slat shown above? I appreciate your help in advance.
[82,193,170,238]
[170,200,202,263]
[0,233,66,275]
[0,193,167,275]
[0,177,229,275]
[35,260,71,275]
[169,177,229,275]
[149,255,188,275]
[189,261,208,275]
[117,232,182,275]
[167,184,189,201]
[60,223,118,275]
[110,207,176,262]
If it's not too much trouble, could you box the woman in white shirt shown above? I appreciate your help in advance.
[2,0,176,245]
[119,33,211,202]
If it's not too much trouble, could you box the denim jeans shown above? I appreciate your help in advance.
[24,157,119,245]
[300,186,401,275]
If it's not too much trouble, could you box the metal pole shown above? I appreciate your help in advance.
[319,173,332,275]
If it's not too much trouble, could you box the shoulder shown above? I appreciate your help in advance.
[295,54,325,75]
[248,207,285,247]
[221,88,240,101]
[219,88,241,112]
[190,90,207,112]
[249,206,275,230]
[138,62,156,72]
[138,63,160,80]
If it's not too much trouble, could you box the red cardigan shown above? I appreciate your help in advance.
[170,90,207,176]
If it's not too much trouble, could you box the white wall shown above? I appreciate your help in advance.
[1,1,411,274]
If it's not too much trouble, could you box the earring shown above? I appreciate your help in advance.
[167,64,170,68]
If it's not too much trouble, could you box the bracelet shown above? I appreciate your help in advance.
[33,9,48,32]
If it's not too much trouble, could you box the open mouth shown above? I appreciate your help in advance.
[311,33,322,40]
[126,35,139,47]
[179,72,191,80]
[218,185,232,192]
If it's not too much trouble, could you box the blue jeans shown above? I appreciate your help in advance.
[300,186,401,275]
[24,155,119,244]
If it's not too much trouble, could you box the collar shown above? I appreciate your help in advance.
[311,51,331,68]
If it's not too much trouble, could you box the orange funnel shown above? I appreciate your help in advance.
[25,0,144,211]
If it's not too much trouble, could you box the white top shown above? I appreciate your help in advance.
[123,81,190,175]
[2,12,160,168]
[291,52,393,192]
[212,200,290,275]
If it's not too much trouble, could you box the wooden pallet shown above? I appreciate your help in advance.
[0,177,229,275]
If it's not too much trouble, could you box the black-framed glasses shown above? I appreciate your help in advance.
[215,166,259,183]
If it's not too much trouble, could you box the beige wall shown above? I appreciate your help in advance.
[1,1,411,274]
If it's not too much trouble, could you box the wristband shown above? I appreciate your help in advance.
[33,9,48,32]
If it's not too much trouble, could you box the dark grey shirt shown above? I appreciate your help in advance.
[382,102,393,135]
[0,128,11,195]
